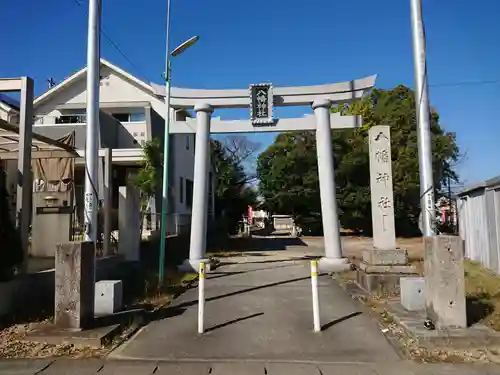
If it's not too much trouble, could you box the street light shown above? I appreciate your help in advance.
[158,3,200,284]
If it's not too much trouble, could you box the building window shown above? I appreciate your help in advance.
[130,112,145,122]
[140,131,145,137]
[186,179,193,208]
[179,177,184,203]
[112,113,130,122]
[185,135,189,150]
[111,112,145,122]
[56,114,86,124]
[133,132,138,137]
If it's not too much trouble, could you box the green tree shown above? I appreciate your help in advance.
[257,85,460,236]
[132,137,163,206]
[211,137,258,235]
[133,136,258,236]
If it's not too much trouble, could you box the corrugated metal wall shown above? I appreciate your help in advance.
[458,184,500,273]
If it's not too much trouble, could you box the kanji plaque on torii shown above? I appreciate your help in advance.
[249,83,275,126]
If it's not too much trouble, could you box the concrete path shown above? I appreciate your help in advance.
[110,256,399,363]
[2,358,500,374]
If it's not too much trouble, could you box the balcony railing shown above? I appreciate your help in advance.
[34,114,87,125]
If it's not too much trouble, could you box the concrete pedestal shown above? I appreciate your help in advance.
[55,241,95,330]
[95,280,123,316]
[357,249,418,293]
[318,257,351,273]
[400,276,425,311]
[178,258,212,273]
[424,235,467,329]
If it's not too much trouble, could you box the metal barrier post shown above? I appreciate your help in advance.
[311,260,321,332]
[198,262,205,334]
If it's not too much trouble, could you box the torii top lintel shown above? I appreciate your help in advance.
[151,75,377,109]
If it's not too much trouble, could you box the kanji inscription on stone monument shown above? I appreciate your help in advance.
[369,125,396,250]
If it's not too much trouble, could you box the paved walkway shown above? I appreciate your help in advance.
[2,251,500,374]
[2,358,500,374]
[110,255,399,362]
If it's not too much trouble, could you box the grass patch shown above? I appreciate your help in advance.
[334,259,500,363]
[464,260,499,329]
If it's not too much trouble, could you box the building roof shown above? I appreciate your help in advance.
[34,58,158,108]
[0,93,20,112]
[33,58,191,118]
[457,175,500,196]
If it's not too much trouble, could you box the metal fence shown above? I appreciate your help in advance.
[457,175,500,274]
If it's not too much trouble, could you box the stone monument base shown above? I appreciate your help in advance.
[318,257,352,273]
[178,258,218,273]
[25,323,121,348]
[385,300,500,349]
[357,249,418,294]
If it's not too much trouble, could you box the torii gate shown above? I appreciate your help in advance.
[153,75,377,272]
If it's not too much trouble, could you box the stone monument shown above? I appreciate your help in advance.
[424,235,467,329]
[357,125,417,292]
[55,241,95,330]
[118,180,141,262]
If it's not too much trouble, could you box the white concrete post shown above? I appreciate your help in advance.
[183,103,213,272]
[313,99,350,272]
[310,260,321,332]
[83,0,101,244]
[198,262,206,334]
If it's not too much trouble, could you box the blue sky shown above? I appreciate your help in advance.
[2,0,499,185]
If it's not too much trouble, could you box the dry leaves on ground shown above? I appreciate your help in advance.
[334,269,500,364]
[0,320,106,359]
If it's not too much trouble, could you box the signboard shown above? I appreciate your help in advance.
[249,83,275,126]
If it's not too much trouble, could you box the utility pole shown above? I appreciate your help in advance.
[158,0,173,285]
[410,0,435,236]
[84,0,101,243]
[157,0,199,284]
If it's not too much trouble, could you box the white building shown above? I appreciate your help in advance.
[2,58,215,233]
[0,94,20,124]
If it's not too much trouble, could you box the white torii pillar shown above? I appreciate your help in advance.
[312,99,350,272]
[181,103,213,272]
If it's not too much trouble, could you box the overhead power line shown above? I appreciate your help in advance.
[430,78,500,88]
[71,0,153,84]
[71,1,500,91]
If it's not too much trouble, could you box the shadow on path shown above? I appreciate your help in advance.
[219,255,320,267]
[205,312,265,333]
[176,276,312,310]
[212,236,308,253]
[321,312,363,331]
[208,264,300,280]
